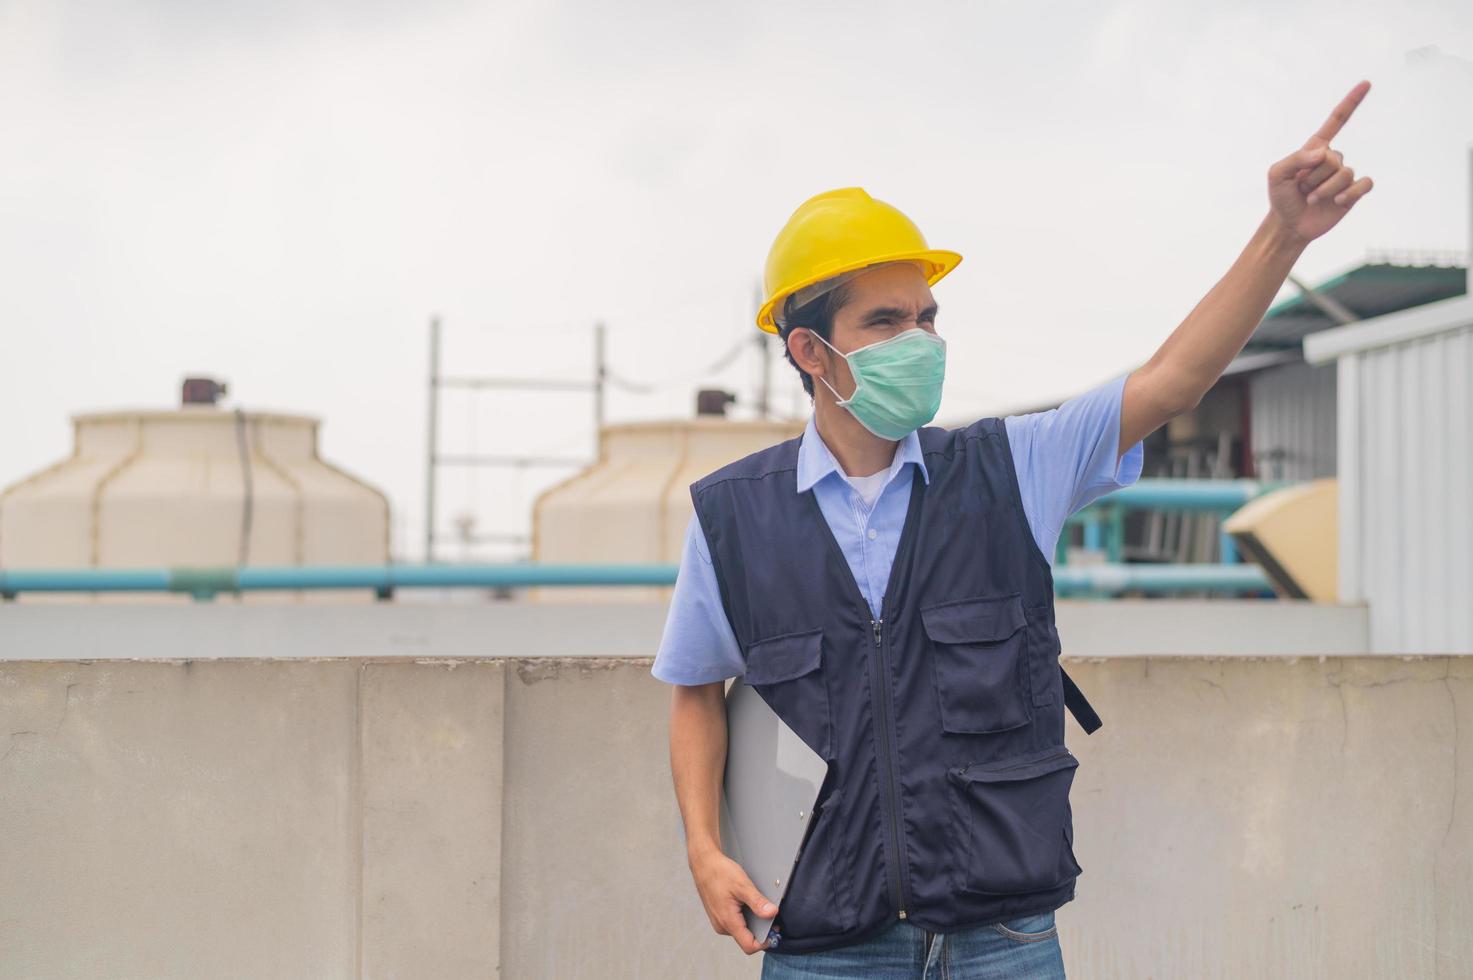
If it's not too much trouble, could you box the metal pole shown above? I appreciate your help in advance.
[0,561,1270,598]
[593,321,607,437]
[759,334,771,419]
[425,315,441,564]
[1286,273,1359,325]
[755,278,771,419]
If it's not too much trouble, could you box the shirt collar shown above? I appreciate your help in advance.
[795,414,931,494]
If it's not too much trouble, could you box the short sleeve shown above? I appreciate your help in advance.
[1003,370,1145,564]
[651,513,745,685]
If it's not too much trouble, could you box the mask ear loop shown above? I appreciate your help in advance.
[805,329,859,406]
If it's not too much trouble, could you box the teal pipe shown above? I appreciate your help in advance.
[1105,506,1125,563]
[1098,478,1290,510]
[0,569,172,593]
[1062,480,1292,567]
[1053,564,1269,596]
[1082,515,1101,551]
[1,561,1269,599]
[235,563,681,589]
[1062,480,1286,540]
[1220,531,1238,564]
[0,563,681,599]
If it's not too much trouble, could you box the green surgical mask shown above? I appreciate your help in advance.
[812,327,947,441]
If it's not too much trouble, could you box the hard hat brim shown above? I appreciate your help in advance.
[756,249,963,334]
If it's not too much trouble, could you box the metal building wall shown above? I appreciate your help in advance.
[1248,360,1338,480]
[1338,321,1473,653]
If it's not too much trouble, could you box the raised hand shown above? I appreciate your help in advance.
[1267,80,1374,244]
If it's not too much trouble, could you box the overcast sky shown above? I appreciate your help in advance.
[2,0,1471,562]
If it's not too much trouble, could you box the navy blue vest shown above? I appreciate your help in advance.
[690,417,1103,954]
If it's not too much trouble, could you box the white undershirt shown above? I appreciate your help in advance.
[842,469,891,509]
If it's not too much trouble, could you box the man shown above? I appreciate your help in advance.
[653,81,1373,978]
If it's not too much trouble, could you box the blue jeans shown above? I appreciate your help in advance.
[759,910,1066,979]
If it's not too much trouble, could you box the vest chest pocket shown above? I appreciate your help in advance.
[921,594,1031,734]
[742,627,831,760]
[946,747,1083,896]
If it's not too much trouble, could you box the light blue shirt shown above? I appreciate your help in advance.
[651,371,1145,686]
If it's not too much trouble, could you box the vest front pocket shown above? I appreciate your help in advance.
[946,746,1083,896]
[921,593,1031,734]
[773,786,857,938]
[741,627,831,760]
[1025,604,1061,708]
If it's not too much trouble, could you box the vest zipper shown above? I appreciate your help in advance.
[872,617,910,921]
[803,470,925,928]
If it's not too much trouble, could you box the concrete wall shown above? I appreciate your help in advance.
[2,601,1470,979]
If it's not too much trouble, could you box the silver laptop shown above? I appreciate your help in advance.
[719,678,829,947]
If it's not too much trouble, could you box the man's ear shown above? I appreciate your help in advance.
[787,328,828,381]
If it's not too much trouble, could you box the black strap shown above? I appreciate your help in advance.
[1061,667,1102,734]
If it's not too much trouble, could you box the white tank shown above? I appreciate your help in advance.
[532,418,803,602]
[0,406,390,604]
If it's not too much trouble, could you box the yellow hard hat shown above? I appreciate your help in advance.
[756,187,962,334]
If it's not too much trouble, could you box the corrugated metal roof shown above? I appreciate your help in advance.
[1249,262,1467,351]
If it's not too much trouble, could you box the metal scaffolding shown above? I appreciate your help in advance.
[423,316,606,563]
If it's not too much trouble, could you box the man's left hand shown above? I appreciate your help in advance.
[1267,79,1375,245]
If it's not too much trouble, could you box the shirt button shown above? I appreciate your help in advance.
[867,528,878,540]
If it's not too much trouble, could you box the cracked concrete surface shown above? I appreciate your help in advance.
[2,676,79,764]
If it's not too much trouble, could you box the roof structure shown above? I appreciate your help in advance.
[1247,258,1466,352]
[1303,293,1473,364]
[971,255,1468,420]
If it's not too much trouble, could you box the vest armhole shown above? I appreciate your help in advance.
[987,419,1058,586]
[689,485,746,655]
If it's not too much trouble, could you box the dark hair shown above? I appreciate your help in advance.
[776,280,856,398]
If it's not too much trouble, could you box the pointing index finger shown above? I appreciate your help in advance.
[1306,80,1370,147]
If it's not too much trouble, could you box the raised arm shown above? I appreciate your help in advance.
[1119,80,1375,455]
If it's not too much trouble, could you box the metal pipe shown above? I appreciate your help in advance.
[425,315,441,564]
[0,564,680,598]
[0,562,1269,599]
[1287,272,1360,326]
[1053,564,1270,596]
[594,321,607,435]
[237,564,681,590]
[432,455,587,468]
[1088,478,1291,511]
[0,569,175,593]
[437,377,597,392]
